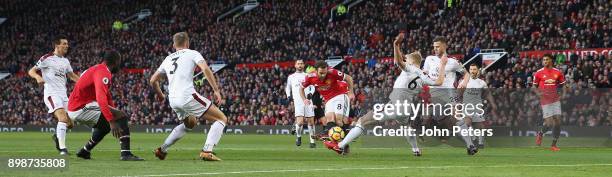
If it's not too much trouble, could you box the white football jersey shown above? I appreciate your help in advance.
[157,49,205,98]
[462,77,488,104]
[35,54,74,97]
[393,64,436,89]
[286,72,315,103]
[423,56,465,88]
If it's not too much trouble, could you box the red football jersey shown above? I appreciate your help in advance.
[302,68,348,101]
[533,67,565,105]
[67,63,116,121]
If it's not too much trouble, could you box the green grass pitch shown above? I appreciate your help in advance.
[1,132,611,177]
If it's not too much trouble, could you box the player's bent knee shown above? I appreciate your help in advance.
[296,117,304,125]
[334,115,344,126]
[95,120,111,134]
[218,114,228,125]
[54,109,70,122]
[306,117,315,125]
[464,117,473,126]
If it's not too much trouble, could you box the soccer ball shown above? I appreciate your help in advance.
[328,126,345,142]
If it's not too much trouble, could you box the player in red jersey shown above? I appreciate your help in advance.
[67,50,144,161]
[300,60,354,140]
[533,54,566,151]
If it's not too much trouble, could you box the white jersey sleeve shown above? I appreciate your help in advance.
[393,65,436,88]
[418,71,436,85]
[191,51,205,64]
[285,75,292,98]
[156,59,167,74]
[407,64,436,85]
[288,72,308,103]
[36,57,49,69]
[449,58,466,74]
[65,60,74,73]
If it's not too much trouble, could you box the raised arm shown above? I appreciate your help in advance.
[393,33,407,70]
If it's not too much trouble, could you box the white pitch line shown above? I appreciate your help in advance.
[128,164,612,177]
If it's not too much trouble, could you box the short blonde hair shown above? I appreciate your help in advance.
[405,51,422,65]
[173,32,189,47]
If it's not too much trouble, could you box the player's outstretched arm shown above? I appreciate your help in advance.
[28,66,44,85]
[67,72,80,82]
[196,60,223,104]
[393,33,407,70]
[149,71,166,102]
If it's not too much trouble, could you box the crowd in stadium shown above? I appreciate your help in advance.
[0,0,610,126]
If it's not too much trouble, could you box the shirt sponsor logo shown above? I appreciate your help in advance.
[102,77,109,85]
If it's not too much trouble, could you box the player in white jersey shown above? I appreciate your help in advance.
[422,36,478,155]
[459,64,496,148]
[286,59,317,148]
[422,39,467,104]
[325,33,447,156]
[27,36,80,155]
[150,32,227,161]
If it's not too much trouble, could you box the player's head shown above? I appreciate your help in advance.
[314,60,328,78]
[469,63,480,79]
[103,49,122,73]
[173,32,190,50]
[405,51,422,66]
[53,35,69,56]
[432,36,447,57]
[543,54,554,68]
[295,59,305,72]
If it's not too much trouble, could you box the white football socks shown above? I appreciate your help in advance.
[456,121,474,148]
[308,125,315,143]
[161,123,189,152]
[295,124,302,138]
[56,122,68,149]
[203,121,226,152]
[405,133,419,152]
[339,125,364,148]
